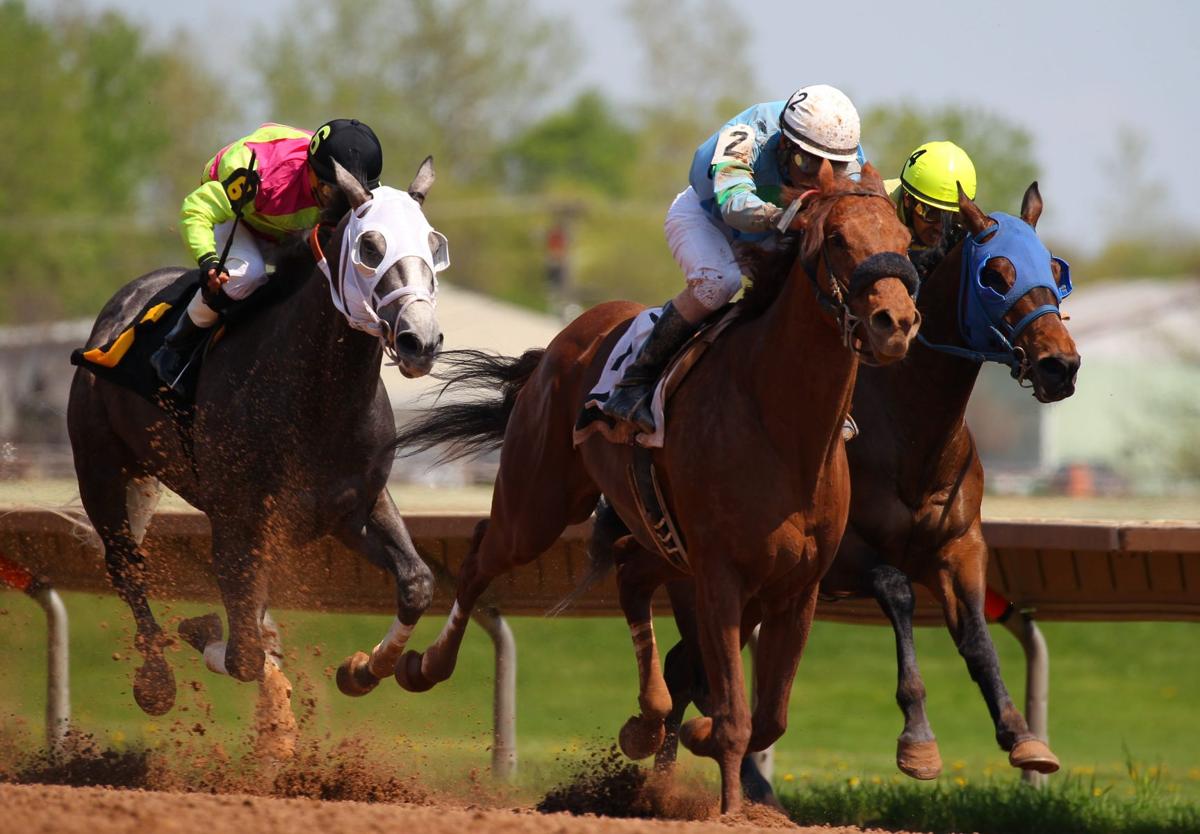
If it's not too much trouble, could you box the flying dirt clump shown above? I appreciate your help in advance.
[536,745,715,821]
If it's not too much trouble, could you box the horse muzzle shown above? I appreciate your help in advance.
[1029,352,1080,403]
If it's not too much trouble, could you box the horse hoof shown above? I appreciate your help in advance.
[336,651,380,697]
[619,715,666,760]
[394,650,435,693]
[178,613,223,654]
[896,738,942,780]
[225,645,265,682]
[133,657,176,716]
[1009,738,1060,774]
[679,716,713,756]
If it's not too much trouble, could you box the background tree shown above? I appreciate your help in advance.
[254,0,577,180]
[0,1,227,322]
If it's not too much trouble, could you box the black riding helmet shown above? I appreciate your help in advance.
[308,119,383,189]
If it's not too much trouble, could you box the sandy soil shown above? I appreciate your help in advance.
[0,783,907,834]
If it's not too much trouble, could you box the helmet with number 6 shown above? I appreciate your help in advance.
[779,85,861,163]
[308,118,384,189]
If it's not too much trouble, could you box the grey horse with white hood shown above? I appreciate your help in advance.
[67,159,448,715]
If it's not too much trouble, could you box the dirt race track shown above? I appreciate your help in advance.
[0,783,912,834]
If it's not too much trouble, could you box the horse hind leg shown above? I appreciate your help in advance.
[932,543,1060,775]
[614,540,675,761]
[336,489,434,696]
[78,469,175,715]
[395,357,601,694]
[393,465,600,696]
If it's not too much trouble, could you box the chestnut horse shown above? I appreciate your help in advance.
[654,182,1078,796]
[371,162,921,812]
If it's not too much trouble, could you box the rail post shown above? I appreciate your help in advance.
[1,555,69,756]
[1003,609,1050,788]
[472,606,517,780]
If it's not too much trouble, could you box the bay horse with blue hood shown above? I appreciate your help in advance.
[652,182,1078,798]
[68,160,448,716]
[378,161,922,813]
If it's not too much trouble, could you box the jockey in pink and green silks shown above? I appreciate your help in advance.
[152,119,384,394]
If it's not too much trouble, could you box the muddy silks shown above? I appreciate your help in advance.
[917,212,1072,371]
[311,186,448,340]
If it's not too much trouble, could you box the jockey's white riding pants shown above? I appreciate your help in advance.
[664,187,744,312]
[186,221,272,327]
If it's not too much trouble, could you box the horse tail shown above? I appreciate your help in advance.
[547,496,624,617]
[391,348,545,463]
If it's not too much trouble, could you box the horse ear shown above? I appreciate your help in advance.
[859,162,885,193]
[408,155,436,205]
[957,181,991,235]
[1020,181,1043,229]
[333,159,371,210]
[818,158,836,192]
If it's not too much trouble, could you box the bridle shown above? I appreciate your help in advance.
[796,190,921,364]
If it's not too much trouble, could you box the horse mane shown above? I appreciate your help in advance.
[738,173,889,319]
[271,191,352,281]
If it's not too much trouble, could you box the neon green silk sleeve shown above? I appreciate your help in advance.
[179,178,236,264]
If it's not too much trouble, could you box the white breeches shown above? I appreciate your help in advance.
[664,187,744,311]
[186,221,271,326]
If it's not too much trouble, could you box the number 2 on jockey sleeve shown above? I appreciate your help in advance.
[714,124,755,167]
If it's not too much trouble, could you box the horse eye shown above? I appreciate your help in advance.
[829,232,846,248]
[358,232,386,268]
[981,268,1010,294]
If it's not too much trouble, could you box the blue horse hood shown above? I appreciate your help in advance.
[959,212,1072,359]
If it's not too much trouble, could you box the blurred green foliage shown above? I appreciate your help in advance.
[0,0,1193,326]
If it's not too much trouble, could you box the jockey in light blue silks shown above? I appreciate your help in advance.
[602,85,866,433]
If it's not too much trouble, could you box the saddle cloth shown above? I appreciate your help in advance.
[573,304,741,449]
[70,275,210,407]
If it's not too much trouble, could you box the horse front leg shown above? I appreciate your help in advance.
[614,541,678,760]
[677,561,751,815]
[869,563,941,780]
[206,527,270,682]
[746,582,819,755]
[932,524,1059,774]
[336,490,434,696]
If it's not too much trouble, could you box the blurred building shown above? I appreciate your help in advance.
[0,283,561,481]
[5,277,1198,492]
[967,277,1200,494]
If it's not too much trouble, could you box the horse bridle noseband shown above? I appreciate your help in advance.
[797,191,921,362]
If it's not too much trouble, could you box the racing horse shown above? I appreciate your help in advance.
[654,182,1078,794]
[68,160,446,715]
[379,161,922,813]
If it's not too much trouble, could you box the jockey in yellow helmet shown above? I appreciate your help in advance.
[885,140,977,259]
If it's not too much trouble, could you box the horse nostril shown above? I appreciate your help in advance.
[870,310,896,333]
[395,332,424,356]
[1037,356,1073,386]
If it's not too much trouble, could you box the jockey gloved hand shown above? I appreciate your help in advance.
[198,254,230,295]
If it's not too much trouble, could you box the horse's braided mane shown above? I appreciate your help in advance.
[738,174,889,319]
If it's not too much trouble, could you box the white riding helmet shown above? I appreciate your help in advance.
[780,84,861,163]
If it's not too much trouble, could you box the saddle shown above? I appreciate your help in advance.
[573,303,743,449]
[70,274,213,408]
[71,260,312,409]
[573,304,744,573]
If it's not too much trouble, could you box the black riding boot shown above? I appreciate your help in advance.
[150,313,211,394]
[601,301,697,434]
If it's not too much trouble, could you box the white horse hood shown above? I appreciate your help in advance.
[318,185,450,338]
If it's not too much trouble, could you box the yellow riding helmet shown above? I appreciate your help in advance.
[899,141,977,212]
